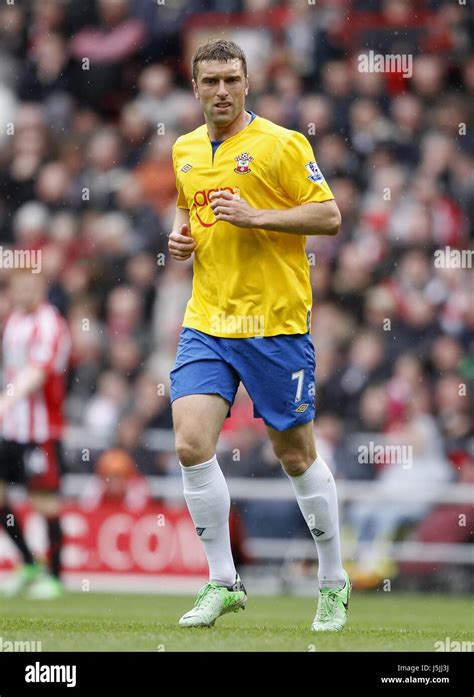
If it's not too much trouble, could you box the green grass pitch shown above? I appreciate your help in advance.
[0,592,471,652]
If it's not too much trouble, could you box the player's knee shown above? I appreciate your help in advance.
[175,434,214,466]
[276,447,309,476]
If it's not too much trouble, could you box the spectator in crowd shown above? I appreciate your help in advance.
[81,447,149,511]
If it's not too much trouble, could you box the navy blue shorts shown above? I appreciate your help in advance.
[170,328,316,432]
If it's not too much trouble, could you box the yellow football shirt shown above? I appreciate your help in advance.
[172,114,334,338]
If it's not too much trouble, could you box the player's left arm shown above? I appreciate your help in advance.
[210,193,340,236]
[0,365,47,419]
[0,313,63,419]
[210,130,341,236]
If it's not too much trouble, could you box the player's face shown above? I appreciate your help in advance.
[193,59,249,128]
[9,273,46,312]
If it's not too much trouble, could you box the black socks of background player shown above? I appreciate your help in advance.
[0,505,35,565]
[0,507,62,578]
[46,516,62,579]
[0,507,62,577]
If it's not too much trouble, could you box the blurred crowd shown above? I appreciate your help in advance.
[0,0,472,515]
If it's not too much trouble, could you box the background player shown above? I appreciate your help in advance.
[0,268,71,599]
[169,40,350,631]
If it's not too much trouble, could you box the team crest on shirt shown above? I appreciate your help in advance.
[305,161,324,183]
[234,152,253,175]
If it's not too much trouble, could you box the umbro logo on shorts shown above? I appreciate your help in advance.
[295,403,309,413]
[181,163,193,172]
[310,528,325,538]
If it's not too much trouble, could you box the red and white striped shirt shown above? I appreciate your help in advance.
[2,302,71,443]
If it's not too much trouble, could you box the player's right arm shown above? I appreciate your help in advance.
[168,207,196,261]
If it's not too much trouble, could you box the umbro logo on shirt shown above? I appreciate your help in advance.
[181,163,193,173]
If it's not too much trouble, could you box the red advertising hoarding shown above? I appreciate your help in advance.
[0,502,208,593]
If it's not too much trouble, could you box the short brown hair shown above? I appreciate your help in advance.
[192,39,247,82]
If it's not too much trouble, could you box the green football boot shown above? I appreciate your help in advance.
[311,570,351,632]
[179,575,247,627]
[27,573,64,600]
[2,563,41,597]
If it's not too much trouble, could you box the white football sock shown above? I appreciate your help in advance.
[287,454,345,589]
[180,454,236,587]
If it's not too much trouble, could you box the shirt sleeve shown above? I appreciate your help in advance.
[172,143,189,210]
[277,131,334,205]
